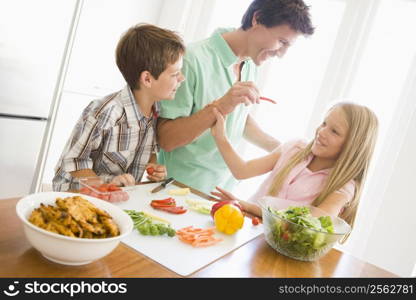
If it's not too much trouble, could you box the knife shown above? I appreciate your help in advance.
[150,177,174,193]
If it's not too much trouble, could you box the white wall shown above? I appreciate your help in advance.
[365,111,416,277]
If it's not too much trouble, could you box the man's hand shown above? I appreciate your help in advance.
[215,81,260,115]
[146,163,167,182]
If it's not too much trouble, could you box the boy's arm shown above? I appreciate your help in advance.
[244,114,281,152]
[70,169,98,179]
[59,112,101,176]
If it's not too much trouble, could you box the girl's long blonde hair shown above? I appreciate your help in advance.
[267,102,378,243]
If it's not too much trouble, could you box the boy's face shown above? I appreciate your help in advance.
[248,24,299,66]
[151,56,185,100]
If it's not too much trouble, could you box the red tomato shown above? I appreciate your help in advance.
[146,167,155,175]
[282,232,290,241]
[107,184,121,191]
[79,187,91,194]
[97,186,108,192]
[154,206,187,214]
[252,217,260,226]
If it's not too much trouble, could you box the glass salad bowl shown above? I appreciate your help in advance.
[258,197,351,262]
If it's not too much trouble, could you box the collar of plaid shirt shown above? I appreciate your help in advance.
[122,86,160,126]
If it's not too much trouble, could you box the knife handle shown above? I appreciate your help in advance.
[162,177,174,187]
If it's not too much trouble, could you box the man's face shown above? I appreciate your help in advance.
[248,24,300,65]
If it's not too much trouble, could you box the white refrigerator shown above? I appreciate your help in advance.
[0,0,79,198]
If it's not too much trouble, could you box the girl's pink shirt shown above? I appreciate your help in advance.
[248,140,355,205]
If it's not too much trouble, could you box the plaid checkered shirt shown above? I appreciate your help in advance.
[53,86,159,191]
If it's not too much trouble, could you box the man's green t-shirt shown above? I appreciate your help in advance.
[158,28,258,194]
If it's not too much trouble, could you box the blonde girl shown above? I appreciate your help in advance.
[210,102,378,242]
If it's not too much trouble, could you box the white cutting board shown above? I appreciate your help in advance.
[115,183,263,276]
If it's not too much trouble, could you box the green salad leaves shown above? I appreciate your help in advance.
[265,206,336,260]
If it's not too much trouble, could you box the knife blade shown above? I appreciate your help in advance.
[150,177,174,193]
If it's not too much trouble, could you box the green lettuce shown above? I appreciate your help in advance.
[266,206,336,260]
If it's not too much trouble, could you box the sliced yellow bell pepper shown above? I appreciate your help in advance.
[214,204,244,235]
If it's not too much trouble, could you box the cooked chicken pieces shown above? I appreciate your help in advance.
[28,196,120,238]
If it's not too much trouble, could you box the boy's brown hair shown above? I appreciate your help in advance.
[116,23,185,90]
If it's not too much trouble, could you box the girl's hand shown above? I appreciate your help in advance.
[111,173,135,186]
[211,107,227,141]
[210,186,240,202]
[145,163,167,182]
[211,186,259,216]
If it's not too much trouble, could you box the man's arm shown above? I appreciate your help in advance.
[244,114,280,152]
[158,82,260,152]
[157,104,217,152]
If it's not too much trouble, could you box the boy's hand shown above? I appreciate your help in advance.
[146,163,167,182]
[111,173,135,186]
[211,107,227,141]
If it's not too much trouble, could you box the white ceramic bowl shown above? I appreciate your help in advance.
[16,192,133,265]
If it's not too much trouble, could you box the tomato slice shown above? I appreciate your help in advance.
[154,206,187,214]
[151,203,175,208]
[151,197,175,204]
[107,184,121,191]
[150,198,176,207]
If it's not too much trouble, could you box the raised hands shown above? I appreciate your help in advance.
[214,81,260,115]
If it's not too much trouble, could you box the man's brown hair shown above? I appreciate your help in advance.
[241,0,314,36]
[116,23,185,90]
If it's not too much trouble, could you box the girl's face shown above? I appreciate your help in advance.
[312,107,349,160]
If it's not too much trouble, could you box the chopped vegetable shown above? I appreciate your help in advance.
[168,188,191,196]
[266,206,336,259]
[185,198,214,215]
[252,217,260,226]
[150,197,175,207]
[79,183,129,202]
[210,200,243,218]
[176,226,222,247]
[154,206,187,214]
[213,204,244,235]
[142,210,171,224]
[150,198,187,214]
[125,210,176,237]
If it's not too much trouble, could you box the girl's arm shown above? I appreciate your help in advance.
[317,191,350,217]
[210,186,262,217]
[211,108,281,180]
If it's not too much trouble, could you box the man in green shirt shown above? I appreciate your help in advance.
[157,0,314,194]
